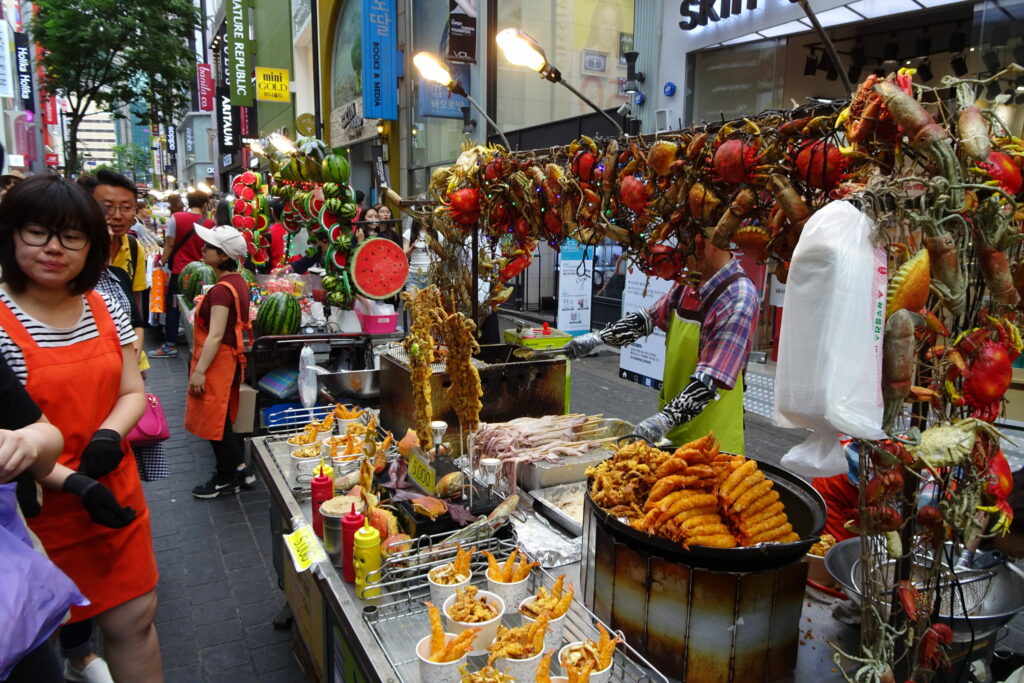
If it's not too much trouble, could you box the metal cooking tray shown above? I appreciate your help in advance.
[531,481,586,537]
[518,418,634,490]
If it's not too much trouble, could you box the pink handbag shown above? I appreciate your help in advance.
[127,393,170,446]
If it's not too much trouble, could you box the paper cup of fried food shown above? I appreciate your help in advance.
[418,602,478,683]
[443,586,504,656]
[488,615,549,682]
[457,664,515,683]
[484,548,537,610]
[805,534,837,587]
[519,578,573,652]
[429,544,475,606]
[558,623,620,683]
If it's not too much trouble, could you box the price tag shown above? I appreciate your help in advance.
[284,525,327,572]
[408,449,436,494]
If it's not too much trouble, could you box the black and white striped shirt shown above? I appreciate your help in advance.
[0,289,136,384]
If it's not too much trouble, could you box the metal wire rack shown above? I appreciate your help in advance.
[359,527,669,683]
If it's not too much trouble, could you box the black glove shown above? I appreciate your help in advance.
[598,310,654,348]
[15,471,41,518]
[661,376,719,425]
[63,472,137,529]
[78,429,124,478]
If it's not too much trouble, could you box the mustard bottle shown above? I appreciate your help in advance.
[353,519,381,599]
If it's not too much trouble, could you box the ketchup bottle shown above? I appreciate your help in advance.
[341,503,365,583]
[542,321,551,335]
[310,458,334,538]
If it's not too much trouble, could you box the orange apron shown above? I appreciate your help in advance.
[0,291,158,622]
[184,278,249,440]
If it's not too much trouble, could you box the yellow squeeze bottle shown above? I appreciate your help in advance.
[353,519,381,599]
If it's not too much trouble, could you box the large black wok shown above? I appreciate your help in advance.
[586,456,827,572]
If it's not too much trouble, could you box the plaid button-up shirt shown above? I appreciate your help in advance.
[646,259,759,390]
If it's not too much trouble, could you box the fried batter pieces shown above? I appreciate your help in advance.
[401,286,446,449]
[440,312,483,433]
[590,433,800,549]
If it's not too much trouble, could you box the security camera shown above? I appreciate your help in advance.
[616,103,631,116]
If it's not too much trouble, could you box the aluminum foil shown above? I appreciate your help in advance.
[512,509,581,568]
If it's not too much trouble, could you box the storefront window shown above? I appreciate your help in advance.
[330,0,362,110]
[495,0,634,132]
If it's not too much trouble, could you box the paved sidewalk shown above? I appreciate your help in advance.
[141,331,305,683]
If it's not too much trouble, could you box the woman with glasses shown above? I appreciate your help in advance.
[0,176,162,681]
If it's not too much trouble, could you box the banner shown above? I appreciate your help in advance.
[361,0,398,120]
[618,269,673,389]
[255,66,289,102]
[197,63,214,111]
[166,125,177,154]
[227,0,252,106]
[0,27,13,99]
[416,62,468,118]
[370,144,390,192]
[556,240,593,337]
[14,32,33,112]
[446,0,476,63]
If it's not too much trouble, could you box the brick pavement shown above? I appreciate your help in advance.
[141,331,305,683]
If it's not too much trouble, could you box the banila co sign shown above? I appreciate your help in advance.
[680,0,765,30]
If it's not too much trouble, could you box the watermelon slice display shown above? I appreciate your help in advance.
[305,193,324,218]
[350,237,409,300]
[319,205,339,231]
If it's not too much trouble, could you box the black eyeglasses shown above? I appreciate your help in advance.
[18,225,90,251]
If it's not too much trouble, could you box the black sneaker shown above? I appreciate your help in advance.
[237,465,257,489]
[192,475,239,499]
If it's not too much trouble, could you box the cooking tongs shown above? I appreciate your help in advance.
[511,346,571,360]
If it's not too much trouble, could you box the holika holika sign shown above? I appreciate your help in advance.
[227,0,252,106]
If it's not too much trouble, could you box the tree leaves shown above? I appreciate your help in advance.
[31,0,200,175]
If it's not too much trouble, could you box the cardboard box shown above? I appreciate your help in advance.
[233,382,257,434]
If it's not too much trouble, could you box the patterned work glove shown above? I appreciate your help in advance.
[661,376,719,425]
[598,310,653,348]
[78,429,124,479]
[63,472,137,529]
[633,412,676,443]
[563,332,602,359]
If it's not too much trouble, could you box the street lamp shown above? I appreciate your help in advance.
[496,28,624,136]
[412,52,512,150]
[268,132,297,155]
[249,140,266,156]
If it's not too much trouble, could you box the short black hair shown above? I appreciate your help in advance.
[75,173,97,194]
[187,190,209,208]
[0,175,110,295]
[355,190,365,204]
[269,198,283,220]
[94,169,138,197]
[214,198,231,226]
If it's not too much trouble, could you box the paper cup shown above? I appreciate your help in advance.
[550,678,569,683]
[428,569,472,607]
[442,590,505,657]
[416,634,467,683]
[519,596,566,652]
[493,650,543,682]
[486,570,531,610]
[559,642,613,683]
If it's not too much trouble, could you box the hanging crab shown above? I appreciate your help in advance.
[977,448,1015,534]
[791,139,849,191]
[710,119,783,185]
[647,139,684,177]
[972,149,1023,195]
[943,316,1023,421]
[445,187,483,226]
[907,418,1006,471]
[569,135,600,186]
[636,242,687,281]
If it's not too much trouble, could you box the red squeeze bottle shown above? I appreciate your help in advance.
[542,321,551,335]
[341,503,365,583]
[310,468,333,538]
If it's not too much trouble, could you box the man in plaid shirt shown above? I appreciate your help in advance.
[566,236,758,453]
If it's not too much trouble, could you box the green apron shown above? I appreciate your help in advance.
[658,272,746,454]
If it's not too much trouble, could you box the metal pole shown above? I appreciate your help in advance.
[471,222,479,329]
[795,0,853,94]
[556,78,624,136]
[465,93,511,151]
[311,0,323,138]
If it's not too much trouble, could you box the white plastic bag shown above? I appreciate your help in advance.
[774,201,887,477]
[298,343,318,409]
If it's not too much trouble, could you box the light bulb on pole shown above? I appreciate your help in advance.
[268,132,297,155]
[496,28,624,136]
[197,182,213,194]
[412,51,512,150]
[249,139,266,156]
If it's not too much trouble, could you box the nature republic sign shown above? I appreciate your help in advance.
[227,0,252,106]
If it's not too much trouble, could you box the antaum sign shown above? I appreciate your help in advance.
[255,67,290,102]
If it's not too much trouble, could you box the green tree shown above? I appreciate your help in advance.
[111,142,152,183]
[31,0,199,177]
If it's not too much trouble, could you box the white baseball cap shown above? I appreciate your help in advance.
[195,225,248,261]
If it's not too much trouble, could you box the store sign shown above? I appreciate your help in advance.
[446,0,476,63]
[218,91,240,154]
[361,0,398,120]
[417,63,468,119]
[680,0,764,30]
[329,99,379,147]
[197,63,215,111]
[166,125,177,154]
[255,67,290,102]
[184,126,194,153]
[0,27,13,99]
[371,144,389,192]
[14,32,33,112]
[618,269,673,389]
[228,0,253,106]
[557,240,593,337]
[45,152,59,166]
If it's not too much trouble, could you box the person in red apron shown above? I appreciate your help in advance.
[0,175,161,681]
[184,225,253,498]
[565,235,759,453]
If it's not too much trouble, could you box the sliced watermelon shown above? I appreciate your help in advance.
[350,237,410,300]
[328,223,346,243]
[305,193,324,218]
[255,213,269,231]
[319,205,339,231]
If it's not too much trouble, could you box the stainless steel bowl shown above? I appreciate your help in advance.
[825,537,1024,641]
[318,369,380,400]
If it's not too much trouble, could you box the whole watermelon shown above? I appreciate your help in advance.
[178,261,216,309]
[256,292,302,336]
[240,268,259,291]
[322,148,351,184]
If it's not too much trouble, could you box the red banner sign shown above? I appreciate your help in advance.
[45,153,60,166]
[197,63,214,111]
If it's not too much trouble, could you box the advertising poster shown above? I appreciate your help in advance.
[361,0,398,120]
[618,268,673,389]
[556,239,592,337]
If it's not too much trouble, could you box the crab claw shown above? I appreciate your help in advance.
[978,501,1014,535]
